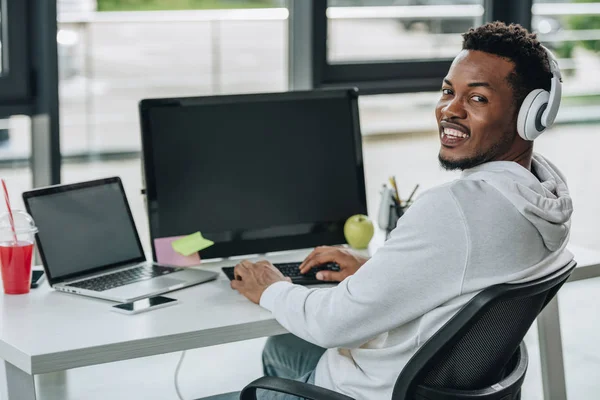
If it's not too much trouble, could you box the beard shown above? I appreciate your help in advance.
[438,151,492,171]
[438,130,516,171]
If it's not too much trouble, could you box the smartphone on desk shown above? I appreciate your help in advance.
[111,295,179,315]
[31,270,45,288]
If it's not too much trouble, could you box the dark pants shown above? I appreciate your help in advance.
[199,334,326,400]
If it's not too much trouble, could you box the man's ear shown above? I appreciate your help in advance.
[510,100,522,134]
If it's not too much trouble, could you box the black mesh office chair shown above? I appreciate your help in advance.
[239,261,576,400]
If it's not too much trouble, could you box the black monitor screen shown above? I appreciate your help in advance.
[141,90,367,259]
[23,178,145,284]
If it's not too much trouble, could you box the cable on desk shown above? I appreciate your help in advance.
[175,350,187,400]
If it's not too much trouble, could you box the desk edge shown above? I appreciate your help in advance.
[30,319,287,374]
[0,341,32,374]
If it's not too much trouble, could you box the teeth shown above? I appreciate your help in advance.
[443,128,469,138]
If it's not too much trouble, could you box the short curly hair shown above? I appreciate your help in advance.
[462,21,553,106]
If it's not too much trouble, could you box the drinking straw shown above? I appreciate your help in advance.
[1,179,18,245]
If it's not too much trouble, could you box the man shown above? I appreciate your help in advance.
[204,22,573,399]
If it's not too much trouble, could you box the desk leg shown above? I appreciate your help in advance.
[2,361,36,400]
[36,370,68,400]
[537,296,568,400]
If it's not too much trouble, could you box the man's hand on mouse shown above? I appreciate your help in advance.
[299,246,369,282]
[231,260,291,304]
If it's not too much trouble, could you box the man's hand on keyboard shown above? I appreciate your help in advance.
[231,260,292,304]
[299,246,369,282]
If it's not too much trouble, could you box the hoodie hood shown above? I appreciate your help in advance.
[460,153,573,252]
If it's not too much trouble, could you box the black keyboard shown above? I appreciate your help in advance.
[69,264,182,292]
[222,262,340,285]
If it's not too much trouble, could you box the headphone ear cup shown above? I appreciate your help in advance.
[517,89,550,141]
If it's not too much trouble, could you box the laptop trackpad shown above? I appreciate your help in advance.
[136,277,184,290]
[105,276,186,300]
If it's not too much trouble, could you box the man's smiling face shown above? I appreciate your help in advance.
[436,50,522,170]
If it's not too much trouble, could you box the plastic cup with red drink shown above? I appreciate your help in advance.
[0,210,38,295]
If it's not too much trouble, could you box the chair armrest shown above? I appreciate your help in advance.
[240,377,355,400]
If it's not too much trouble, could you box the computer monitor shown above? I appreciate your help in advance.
[139,89,367,260]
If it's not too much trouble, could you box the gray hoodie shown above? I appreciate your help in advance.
[260,153,574,400]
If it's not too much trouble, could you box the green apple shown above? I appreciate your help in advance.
[344,214,374,249]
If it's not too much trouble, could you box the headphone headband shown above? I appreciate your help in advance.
[541,46,562,128]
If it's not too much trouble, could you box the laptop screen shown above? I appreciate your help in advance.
[24,179,145,283]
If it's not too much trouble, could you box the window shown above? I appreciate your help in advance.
[310,0,486,93]
[327,0,485,63]
[58,2,289,157]
[532,0,600,124]
[0,116,33,212]
[96,0,285,12]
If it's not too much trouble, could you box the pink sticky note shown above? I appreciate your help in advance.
[154,236,201,267]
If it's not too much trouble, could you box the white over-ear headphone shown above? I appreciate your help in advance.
[516,46,563,141]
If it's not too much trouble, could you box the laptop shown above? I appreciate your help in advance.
[22,177,218,303]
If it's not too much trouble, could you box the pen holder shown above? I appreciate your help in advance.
[377,186,412,240]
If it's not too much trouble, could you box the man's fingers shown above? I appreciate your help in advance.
[234,260,252,280]
[255,260,273,268]
[230,279,242,290]
[300,255,330,273]
[300,252,338,273]
[298,247,331,271]
[233,266,243,280]
[315,270,345,282]
[298,254,317,272]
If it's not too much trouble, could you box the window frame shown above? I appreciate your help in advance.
[0,0,32,108]
[0,0,61,187]
[310,0,533,94]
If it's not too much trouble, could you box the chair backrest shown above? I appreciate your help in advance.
[392,261,576,399]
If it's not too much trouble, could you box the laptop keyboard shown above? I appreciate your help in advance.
[222,262,340,285]
[69,264,182,292]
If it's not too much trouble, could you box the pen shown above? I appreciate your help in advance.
[390,191,401,210]
[406,184,420,204]
[389,176,401,204]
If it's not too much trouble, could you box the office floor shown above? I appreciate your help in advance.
[2,124,599,399]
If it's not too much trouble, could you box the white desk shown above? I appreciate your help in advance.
[1,245,598,400]
[0,249,311,400]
